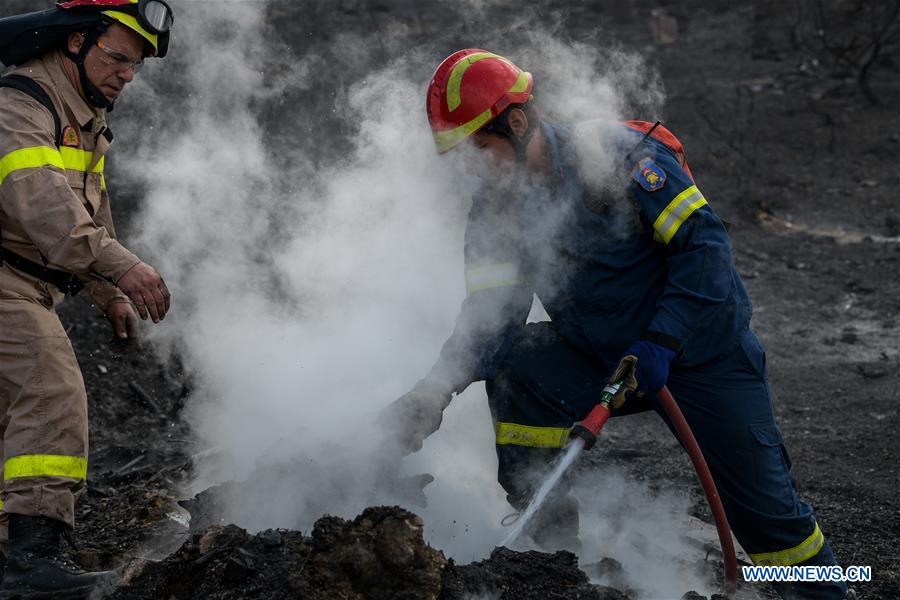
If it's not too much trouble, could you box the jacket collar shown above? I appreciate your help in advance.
[43,51,102,129]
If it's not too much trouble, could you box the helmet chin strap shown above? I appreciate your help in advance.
[64,24,114,111]
[512,123,537,166]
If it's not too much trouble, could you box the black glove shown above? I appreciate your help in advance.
[379,379,453,455]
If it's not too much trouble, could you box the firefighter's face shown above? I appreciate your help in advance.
[470,131,516,169]
[469,108,530,171]
[69,24,146,102]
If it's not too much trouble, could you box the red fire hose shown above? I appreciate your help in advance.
[572,383,738,596]
[658,385,738,595]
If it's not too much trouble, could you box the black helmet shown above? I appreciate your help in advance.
[0,1,174,109]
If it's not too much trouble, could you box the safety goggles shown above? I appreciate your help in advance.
[95,39,144,72]
[126,0,174,35]
[58,0,174,35]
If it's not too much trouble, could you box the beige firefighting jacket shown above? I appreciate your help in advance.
[0,51,138,310]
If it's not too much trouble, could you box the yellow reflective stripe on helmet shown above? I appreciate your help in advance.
[465,262,520,294]
[496,422,570,448]
[433,107,493,154]
[4,455,88,481]
[0,146,64,186]
[749,523,825,566]
[102,10,159,51]
[446,51,508,112]
[652,184,708,244]
[507,70,530,94]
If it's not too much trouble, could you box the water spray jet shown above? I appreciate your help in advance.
[500,375,738,597]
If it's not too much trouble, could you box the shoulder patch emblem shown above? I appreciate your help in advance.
[61,126,79,147]
[633,157,667,192]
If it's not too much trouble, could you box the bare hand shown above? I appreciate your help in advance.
[106,301,139,340]
[116,262,170,323]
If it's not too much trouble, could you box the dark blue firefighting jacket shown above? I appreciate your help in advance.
[427,121,753,392]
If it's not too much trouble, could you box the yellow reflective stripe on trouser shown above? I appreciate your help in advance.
[495,422,570,448]
[465,262,520,294]
[0,146,64,186]
[652,184,708,244]
[4,455,88,481]
[0,146,105,187]
[749,522,825,566]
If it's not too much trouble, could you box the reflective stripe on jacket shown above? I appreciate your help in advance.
[0,51,137,308]
[428,120,752,390]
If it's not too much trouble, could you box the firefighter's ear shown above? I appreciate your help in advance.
[507,108,529,139]
[67,31,85,55]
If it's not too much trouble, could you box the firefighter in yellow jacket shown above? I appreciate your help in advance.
[0,1,174,596]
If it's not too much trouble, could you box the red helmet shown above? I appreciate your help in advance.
[427,49,533,153]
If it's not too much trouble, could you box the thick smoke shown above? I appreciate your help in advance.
[109,1,710,595]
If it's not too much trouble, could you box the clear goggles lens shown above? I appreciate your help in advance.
[142,0,173,33]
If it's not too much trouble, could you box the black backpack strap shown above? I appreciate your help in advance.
[0,74,62,147]
[0,75,82,296]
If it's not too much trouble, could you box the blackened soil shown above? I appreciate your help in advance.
[111,505,712,600]
[441,546,634,599]
[58,305,194,570]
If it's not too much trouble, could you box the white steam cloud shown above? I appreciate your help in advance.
[108,1,710,596]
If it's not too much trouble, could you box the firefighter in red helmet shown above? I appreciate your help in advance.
[385,49,849,600]
[0,1,173,596]
[427,49,535,157]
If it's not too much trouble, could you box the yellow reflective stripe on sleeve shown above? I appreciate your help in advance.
[4,455,88,481]
[446,51,506,112]
[433,108,494,154]
[652,184,708,244]
[59,147,104,175]
[465,262,520,294]
[748,523,825,566]
[0,147,105,187]
[495,422,570,448]
[0,146,64,186]
[0,499,4,510]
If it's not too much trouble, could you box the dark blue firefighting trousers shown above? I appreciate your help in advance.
[487,322,846,599]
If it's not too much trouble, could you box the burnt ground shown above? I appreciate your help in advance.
[13,0,894,598]
[104,505,641,600]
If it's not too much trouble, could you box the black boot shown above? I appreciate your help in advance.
[0,515,116,599]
